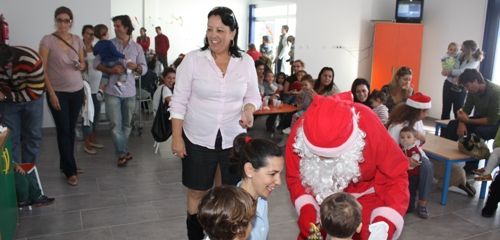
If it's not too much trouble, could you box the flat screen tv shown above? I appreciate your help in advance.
[395,0,424,23]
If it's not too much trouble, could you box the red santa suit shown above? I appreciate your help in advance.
[286,93,409,240]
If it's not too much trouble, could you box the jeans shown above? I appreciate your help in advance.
[82,94,101,136]
[47,89,84,178]
[418,156,434,201]
[441,80,466,120]
[105,93,135,156]
[0,98,43,164]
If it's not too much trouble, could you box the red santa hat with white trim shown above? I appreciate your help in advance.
[406,92,432,109]
[302,92,360,158]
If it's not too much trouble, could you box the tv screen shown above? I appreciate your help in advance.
[395,0,423,23]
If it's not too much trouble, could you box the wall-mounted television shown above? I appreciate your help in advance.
[395,0,424,23]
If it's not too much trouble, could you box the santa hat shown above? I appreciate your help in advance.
[406,92,432,109]
[302,92,360,158]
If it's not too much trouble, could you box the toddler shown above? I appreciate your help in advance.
[399,126,424,213]
[263,69,278,97]
[320,192,362,240]
[368,90,389,125]
[441,42,459,71]
[93,24,129,98]
[198,185,256,240]
[292,74,314,125]
[276,72,286,94]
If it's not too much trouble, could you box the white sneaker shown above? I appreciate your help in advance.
[282,127,291,134]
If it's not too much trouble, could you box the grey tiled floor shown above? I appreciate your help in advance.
[15,117,500,239]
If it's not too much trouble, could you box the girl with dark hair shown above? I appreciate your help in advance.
[136,27,150,53]
[314,66,339,96]
[351,78,370,106]
[169,6,261,239]
[231,133,284,240]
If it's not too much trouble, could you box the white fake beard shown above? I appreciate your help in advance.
[293,124,366,204]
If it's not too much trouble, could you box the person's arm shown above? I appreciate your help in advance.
[107,41,125,60]
[145,37,150,50]
[125,45,147,76]
[165,35,170,52]
[285,121,320,239]
[77,38,86,71]
[283,80,291,94]
[94,53,124,76]
[39,38,61,111]
[451,59,480,77]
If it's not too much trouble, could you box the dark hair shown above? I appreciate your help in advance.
[0,44,14,68]
[54,6,73,20]
[458,68,484,85]
[277,72,287,81]
[230,133,283,179]
[400,126,417,135]
[162,67,176,78]
[93,24,108,39]
[248,43,256,49]
[264,69,274,77]
[155,26,161,31]
[351,78,371,102]
[320,192,362,238]
[368,89,387,103]
[171,53,185,69]
[282,25,289,32]
[198,185,256,240]
[112,15,134,35]
[314,67,335,93]
[302,74,314,85]
[201,7,242,58]
[386,102,422,129]
[255,60,265,69]
[140,27,146,32]
[81,25,93,36]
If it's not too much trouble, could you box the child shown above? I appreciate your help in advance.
[262,69,278,97]
[320,192,362,240]
[152,67,175,113]
[368,89,389,125]
[276,72,286,95]
[93,24,129,98]
[441,42,459,72]
[473,148,500,181]
[198,185,256,240]
[399,126,423,214]
[14,163,55,208]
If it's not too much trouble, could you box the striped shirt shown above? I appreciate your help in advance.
[0,46,45,102]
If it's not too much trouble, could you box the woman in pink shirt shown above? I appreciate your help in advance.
[39,6,85,186]
[169,6,261,239]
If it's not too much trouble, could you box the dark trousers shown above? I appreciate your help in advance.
[275,58,283,74]
[408,174,419,211]
[266,114,278,132]
[483,174,500,214]
[47,89,84,178]
[158,55,168,69]
[441,119,499,172]
[82,93,101,136]
[441,80,466,120]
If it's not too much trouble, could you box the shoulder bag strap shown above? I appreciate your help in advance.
[51,33,79,56]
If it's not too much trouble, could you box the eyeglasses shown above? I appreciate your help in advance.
[56,18,72,24]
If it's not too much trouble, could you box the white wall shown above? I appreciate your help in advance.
[1,0,111,128]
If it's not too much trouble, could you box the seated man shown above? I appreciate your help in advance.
[441,69,500,173]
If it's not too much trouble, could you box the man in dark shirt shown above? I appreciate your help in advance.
[155,26,170,69]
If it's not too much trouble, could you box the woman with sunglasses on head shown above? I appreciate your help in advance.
[381,66,414,112]
[169,6,261,239]
[39,6,86,186]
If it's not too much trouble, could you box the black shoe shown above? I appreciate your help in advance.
[458,183,476,197]
[187,214,205,240]
[32,195,55,207]
[18,201,30,208]
[482,205,497,218]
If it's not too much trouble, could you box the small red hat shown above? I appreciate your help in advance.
[302,92,360,157]
[406,92,432,109]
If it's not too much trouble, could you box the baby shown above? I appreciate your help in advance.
[93,24,130,98]
[441,42,459,71]
[368,90,389,125]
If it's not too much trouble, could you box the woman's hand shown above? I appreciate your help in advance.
[171,135,187,158]
[49,92,61,111]
[240,108,254,128]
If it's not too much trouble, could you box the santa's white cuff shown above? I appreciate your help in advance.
[370,206,404,240]
[294,194,319,217]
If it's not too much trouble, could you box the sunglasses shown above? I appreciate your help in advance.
[56,18,72,24]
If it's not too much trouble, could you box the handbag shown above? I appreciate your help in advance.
[458,133,491,160]
[151,86,172,142]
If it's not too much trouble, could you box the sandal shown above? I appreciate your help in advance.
[125,152,133,161]
[67,175,78,186]
[117,156,128,167]
[474,174,493,181]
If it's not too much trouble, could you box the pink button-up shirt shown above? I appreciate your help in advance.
[170,50,261,149]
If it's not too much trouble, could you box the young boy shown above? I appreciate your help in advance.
[198,185,256,240]
[368,90,389,125]
[399,126,424,214]
[14,163,54,208]
[320,192,363,240]
[93,24,129,98]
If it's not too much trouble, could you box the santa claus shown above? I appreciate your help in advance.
[286,92,409,240]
